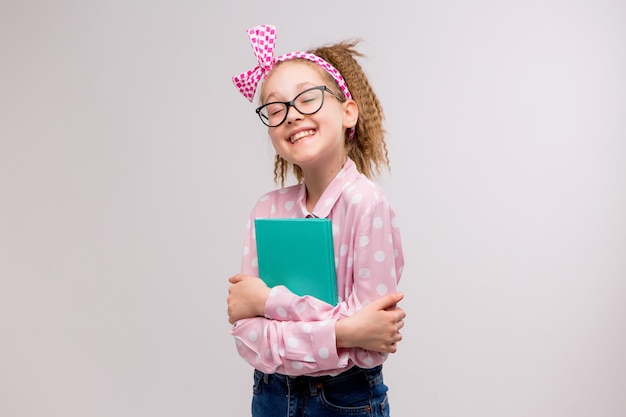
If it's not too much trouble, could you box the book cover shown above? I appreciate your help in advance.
[254,218,338,306]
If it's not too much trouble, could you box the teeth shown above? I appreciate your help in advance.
[290,130,315,143]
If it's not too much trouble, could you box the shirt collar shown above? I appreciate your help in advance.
[297,158,361,218]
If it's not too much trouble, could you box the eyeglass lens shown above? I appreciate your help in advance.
[258,87,325,127]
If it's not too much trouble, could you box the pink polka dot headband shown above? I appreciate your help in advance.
[232,24,353,103]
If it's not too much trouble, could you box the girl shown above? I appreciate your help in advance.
[227,24,405,417]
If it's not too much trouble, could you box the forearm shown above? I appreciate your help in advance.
[334,292,405,353]
[335,316,358,348]
[231,316,342,375]
[231,315,395,375]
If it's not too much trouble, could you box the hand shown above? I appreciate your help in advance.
[335,293,406,353]
[227,274,271,324]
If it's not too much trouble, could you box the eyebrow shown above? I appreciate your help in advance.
[263,82,318,104]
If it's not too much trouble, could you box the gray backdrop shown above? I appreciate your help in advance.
[1,1,625,416]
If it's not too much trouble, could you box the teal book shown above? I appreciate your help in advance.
[254,218,338,306]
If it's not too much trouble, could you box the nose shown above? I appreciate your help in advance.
[285,103,303,124]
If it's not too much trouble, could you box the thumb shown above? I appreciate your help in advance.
[369,292,404,310]
[228,274,243,284]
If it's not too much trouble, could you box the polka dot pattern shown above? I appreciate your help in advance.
[232,24,352,103]
[318,348,330,359]
[231,158,404,376]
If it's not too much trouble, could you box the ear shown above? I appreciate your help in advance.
[342,99,358,129]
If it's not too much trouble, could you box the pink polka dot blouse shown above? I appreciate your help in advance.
[231,158,404,376]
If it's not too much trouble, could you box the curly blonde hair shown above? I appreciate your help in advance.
[270,41,390,186]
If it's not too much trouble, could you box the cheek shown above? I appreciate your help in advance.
[326,113,347,136]
[323,105,348,131]
[268,132,288,155]
[267,129,281,144]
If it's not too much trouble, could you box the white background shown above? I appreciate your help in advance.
[1,1,625,416]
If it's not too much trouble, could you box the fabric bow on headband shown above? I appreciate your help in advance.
[232,24,352,103]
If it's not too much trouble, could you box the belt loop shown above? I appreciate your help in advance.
[263,372,270,384]
[365,365,384,387]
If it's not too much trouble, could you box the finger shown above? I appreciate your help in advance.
[395,331,403,343]
[227,306,234,324]
[390,307,405,320]
[370,292,404,310]
[228,275,242,284]
[396,320,404,332]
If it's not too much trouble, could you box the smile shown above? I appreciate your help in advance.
[289,129,316,144]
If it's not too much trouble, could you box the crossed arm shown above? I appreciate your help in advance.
[227,274,406,353]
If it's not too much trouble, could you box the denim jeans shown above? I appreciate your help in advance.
[251,365,390,417]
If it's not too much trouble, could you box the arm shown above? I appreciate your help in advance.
[228,198,405,374]
[335,292,405,353]
[228,276,405,353]
[228,293,405,376]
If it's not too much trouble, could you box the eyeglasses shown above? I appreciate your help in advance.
[255,85,345,128]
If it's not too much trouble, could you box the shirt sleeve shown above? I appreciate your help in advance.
[231,196,404,376]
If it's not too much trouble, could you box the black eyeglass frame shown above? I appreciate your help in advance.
[255,85,346,128]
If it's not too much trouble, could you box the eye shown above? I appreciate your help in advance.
[297,91,320,105]
[265,103,285,116]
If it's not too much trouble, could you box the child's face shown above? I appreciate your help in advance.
[260,61,356,173]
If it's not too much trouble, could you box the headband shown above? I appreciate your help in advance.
[232,24,353,103]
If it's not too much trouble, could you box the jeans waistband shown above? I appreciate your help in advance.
[255,365,383,391]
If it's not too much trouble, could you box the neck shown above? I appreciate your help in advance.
[303,155,347,212]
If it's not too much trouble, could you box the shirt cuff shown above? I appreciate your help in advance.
[311,317,342,369]
[264,285,298,320]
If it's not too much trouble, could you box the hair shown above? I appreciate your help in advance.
[270,40,390,186]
